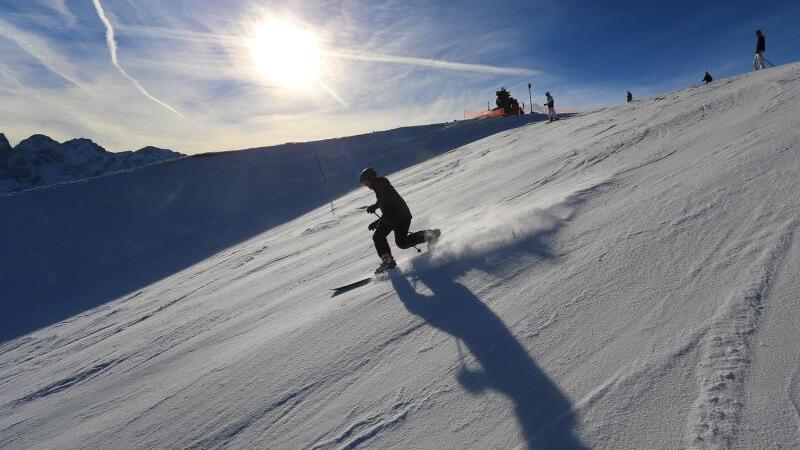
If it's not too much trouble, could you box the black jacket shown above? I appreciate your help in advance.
[757,34,766,53]
[371,177,411,222]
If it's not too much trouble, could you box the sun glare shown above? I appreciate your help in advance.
[248,19,322,89]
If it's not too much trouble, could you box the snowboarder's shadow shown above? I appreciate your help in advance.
[389,263,585,450]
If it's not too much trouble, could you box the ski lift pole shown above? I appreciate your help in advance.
[372,211,422,253]
[528,82,533,114]
[314,151,335,215]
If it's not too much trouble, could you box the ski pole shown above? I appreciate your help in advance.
[763,57,776,67]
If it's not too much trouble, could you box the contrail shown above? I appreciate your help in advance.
[91,0,181,116]
[319,81,349,108]
[117,25,538,77]
[324,49,538,76]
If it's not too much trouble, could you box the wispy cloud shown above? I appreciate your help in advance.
[115,24,241,48]
[0,17,86,91]
[91,0,181,116]
[36,0,76,26]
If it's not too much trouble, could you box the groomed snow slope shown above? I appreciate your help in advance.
[3,64,800,449]
[0,114,544,343]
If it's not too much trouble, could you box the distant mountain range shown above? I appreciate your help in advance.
[0,133,183,193]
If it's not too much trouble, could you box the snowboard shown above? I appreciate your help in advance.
[331,229,440,297]
[330,276,375,297]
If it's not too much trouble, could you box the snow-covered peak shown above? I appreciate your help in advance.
[116,146,183,168]
[14,134,61,157]
[0,133,183,193]
[61,138,107,156]
[0,133,11,153]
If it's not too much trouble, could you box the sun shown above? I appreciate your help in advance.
[248,19,322,89]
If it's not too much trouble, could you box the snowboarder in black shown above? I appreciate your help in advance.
[360,168,440,273]
[754,30,766,71]
[626,91,633,102]
[703,71,713,84]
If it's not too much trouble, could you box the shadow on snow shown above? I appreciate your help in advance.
[389,231,585,449]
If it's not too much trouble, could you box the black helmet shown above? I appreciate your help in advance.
[359,167,377,184]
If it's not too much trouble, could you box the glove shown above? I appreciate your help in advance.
[368,219,380,231]
[366,204,377,214]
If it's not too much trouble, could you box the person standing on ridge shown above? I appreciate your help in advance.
[626,91,633,102]
[754,30,766,71]
[360,168,441,274]
[545,92,558,122]
[703,71,713,84]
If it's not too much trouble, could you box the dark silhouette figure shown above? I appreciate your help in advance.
[703,71,713,84]
[754,30,766,70]
[360,167,439,273]
[496,87,522,116]
[626,91,633,102]
[389,262,586,449]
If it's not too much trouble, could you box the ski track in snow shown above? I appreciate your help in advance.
[791,364,800,424]
[685,221,796,449]
[786,343,800,434]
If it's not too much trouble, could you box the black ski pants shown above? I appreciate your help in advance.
[373,216,426,257]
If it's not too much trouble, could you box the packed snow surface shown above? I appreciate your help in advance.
[3,64,800,449]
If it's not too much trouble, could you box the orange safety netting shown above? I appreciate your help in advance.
[464,108,506,119]
[465,104,577,119]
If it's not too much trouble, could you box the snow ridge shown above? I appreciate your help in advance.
[12,360,118,406]
[189,382,317,449]
[309,403,412,450]
[686,220,796,449]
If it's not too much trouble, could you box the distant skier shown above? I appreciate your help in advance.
[360,168,440,273]
[703,71,713,84]
[753,30,766,71]
[626,91,633,102]
[545,92,558,122]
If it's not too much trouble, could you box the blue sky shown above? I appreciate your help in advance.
[1,0,798,153]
